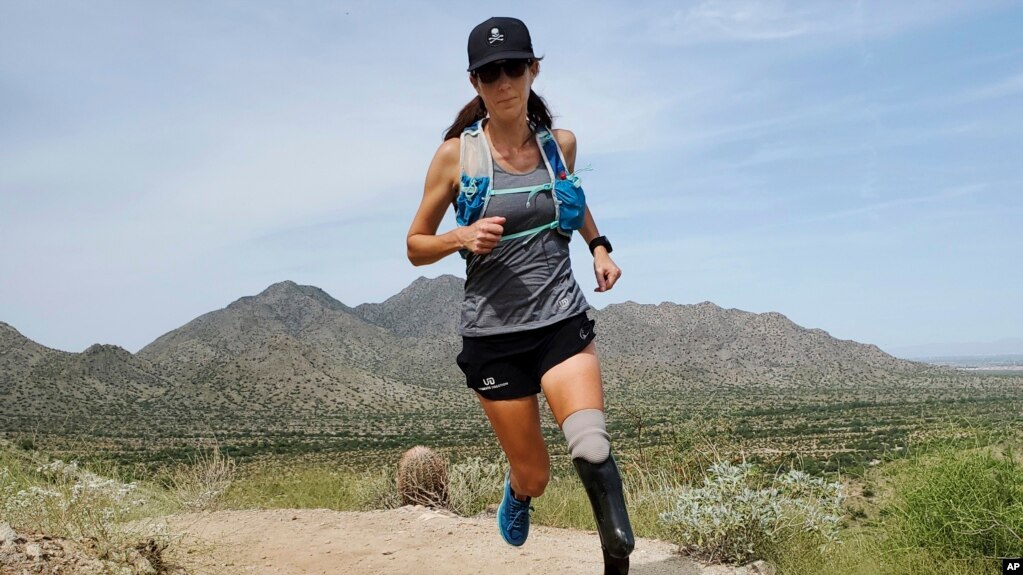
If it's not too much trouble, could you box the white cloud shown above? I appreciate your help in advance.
[640,0,1012,45]
[805,183,989,223]
[959,71,1023,103]
[666,0,816,43]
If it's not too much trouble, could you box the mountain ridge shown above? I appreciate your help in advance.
[1,276,939,435]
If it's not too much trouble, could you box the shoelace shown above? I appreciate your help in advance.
[506,498,534,535]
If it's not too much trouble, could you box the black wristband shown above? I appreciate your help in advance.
[588,235,612,255]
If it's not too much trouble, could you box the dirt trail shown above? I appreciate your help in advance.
[166,507,745,575]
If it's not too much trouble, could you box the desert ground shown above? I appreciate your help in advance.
[164,507,757,575]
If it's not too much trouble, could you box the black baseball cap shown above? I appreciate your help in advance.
[467,17,536,72]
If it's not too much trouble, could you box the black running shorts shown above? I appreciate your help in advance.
[456,313,597,401]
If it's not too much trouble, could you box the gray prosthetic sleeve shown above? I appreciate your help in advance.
[563,408,611,464]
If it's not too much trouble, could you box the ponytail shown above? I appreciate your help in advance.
[526,90,553,133]
[444,96,487,141]
[443,89,554,141]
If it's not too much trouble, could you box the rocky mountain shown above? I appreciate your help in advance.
[136,281,462,419]
[0,276,937,435]
[0,322,172,432]
[352,275,464,338]
[590,301,928,390]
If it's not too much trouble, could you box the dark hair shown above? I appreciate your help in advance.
[443,89,553,141]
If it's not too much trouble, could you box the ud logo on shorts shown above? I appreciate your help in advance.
[480,377,509,390]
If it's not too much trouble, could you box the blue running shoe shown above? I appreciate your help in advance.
[497,471,533,546]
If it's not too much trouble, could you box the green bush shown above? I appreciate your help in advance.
[767,441,1020,575]
[882,445,1022,561]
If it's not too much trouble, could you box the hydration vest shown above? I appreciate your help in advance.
[454,118,586,256]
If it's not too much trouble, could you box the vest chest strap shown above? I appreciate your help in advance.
[499,220,559,242]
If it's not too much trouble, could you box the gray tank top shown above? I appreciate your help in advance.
[459,152,590,337]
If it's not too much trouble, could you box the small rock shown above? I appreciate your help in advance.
[24,543,44,560]
[747,560,776,575]
[0,523,18,544]
[133,556,156,575]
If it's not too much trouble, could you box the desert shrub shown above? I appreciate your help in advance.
[764,442,1019,575]
[657,417,742,484]
[0,457,170,563]
[3,459,147,539]
[353,467,403,510]
[395,446,448,507]
[659,460,844,564]
[881,445,1022,561]
[447,457,502,516]
[170,444,236,512]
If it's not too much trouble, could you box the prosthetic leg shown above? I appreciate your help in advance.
[573,453,635,575]
[564,409,635,575]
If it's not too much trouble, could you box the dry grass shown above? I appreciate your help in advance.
[170,441,236,512]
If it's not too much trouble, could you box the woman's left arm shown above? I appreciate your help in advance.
[554,129,622,293]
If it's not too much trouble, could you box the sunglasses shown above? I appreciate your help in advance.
[473,59,533,84]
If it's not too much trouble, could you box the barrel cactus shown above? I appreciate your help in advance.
[396,446,449,508]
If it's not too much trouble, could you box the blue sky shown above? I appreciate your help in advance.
[1,1,1021,357]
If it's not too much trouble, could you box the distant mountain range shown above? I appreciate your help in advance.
[0,276,938,436]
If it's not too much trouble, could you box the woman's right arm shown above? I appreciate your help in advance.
[407,138,505,266]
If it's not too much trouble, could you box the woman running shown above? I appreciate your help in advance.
[406,17,634,574]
